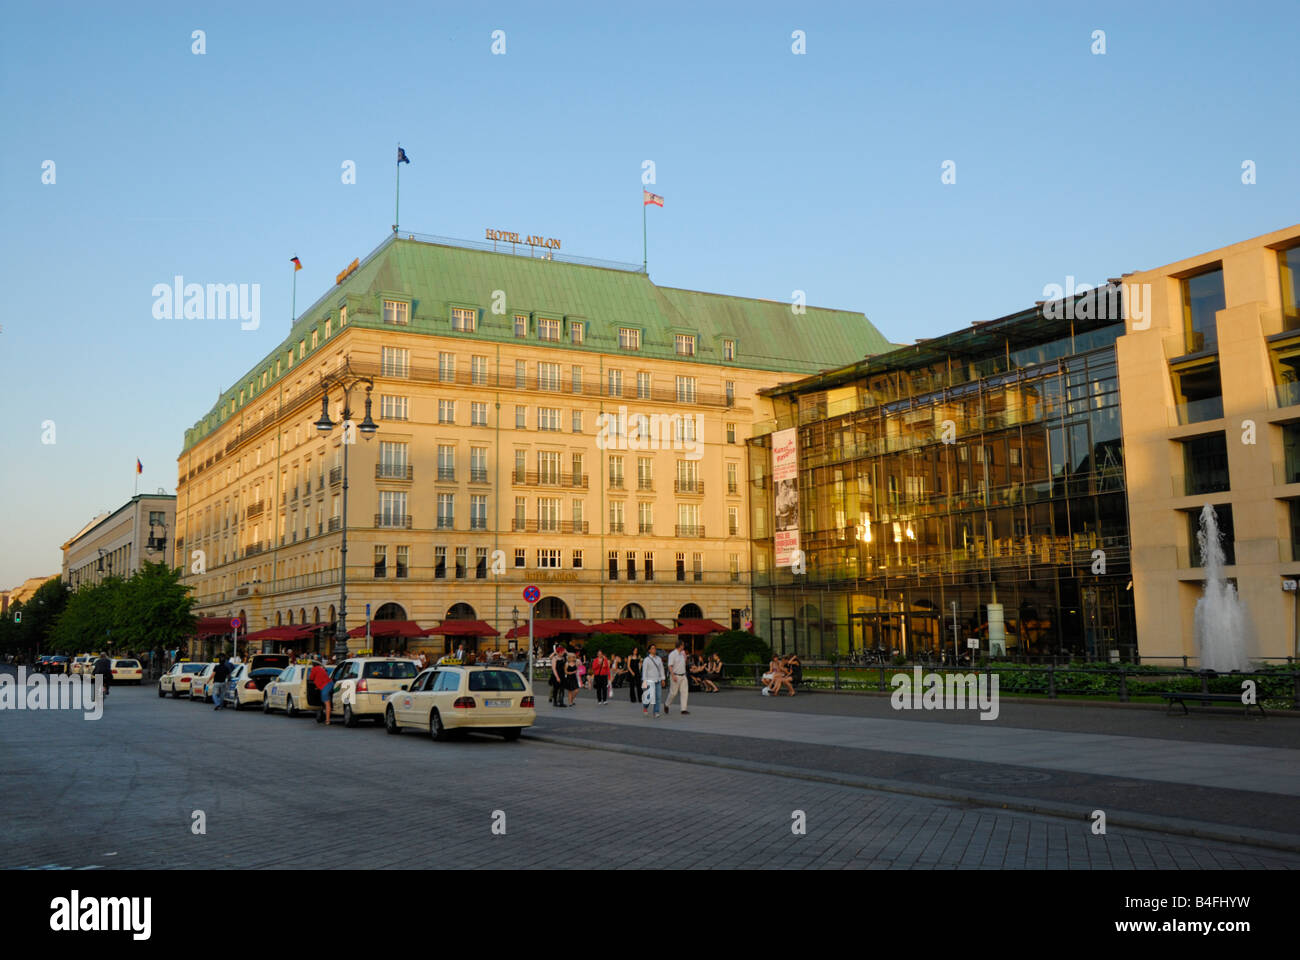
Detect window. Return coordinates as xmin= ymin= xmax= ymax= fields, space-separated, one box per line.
xmin=675 ymin=552 xmax=686 ymax=581
xmin=470 ymin=447 xmax=488 ymax=483
xmin=608 ymin=369 xmax=623 ymax=397
xmin=572 ymin=549 xmax=584 ymax=568
xmin=339 ymin=306 xmax=347 ymax=326
xmin=726 ymin=422 xmax=736 ymax=444
xmin=451 ymin=306 xmax=476 ymax=332
xmin=729 ymin=553 xmax=740 ymax=582
xmin=676 ymin=459 xmax=699 ymax=492
xmin=380 ymin=395 xmax=408 ymax=421
xmin=644 ymin=552 xmax=654 ymax=581
xmin=471 ymin=401 xmax=488 ymax=426
xmin=538 ymin=407 xmax=560 ymax=431
xmin=678 ymin=503 xmax=701 ymax=536
xmin=514 ymin=452 xmax=526 ymax=483
xmin=638 ymin=501 xmax=653 ymax=534
xmin=1171 ymin=358 xmax=1223 ymax=425
xmin=298 ymin=340 xmax=305 ymax=359
xmin=515 ymin=547 xmax=526 ymax=568
xmin=381 ymin=347 xmax=409 ymax=378
xmin=515 ymin=405 xmax=526 ymax=429
xmin=1181 ymin=267 xmax=1225 ymax=353
xmin=610 ymin=500 xmax=625 ymax=533
xmin=437 ymin=493 xmax=455 ymax=529
xmin=475 ymin=546 xmax=488 ymax=579
xmin=466 ymin=494 xmax=486 ymax=530
xmin=374 ymin=545 xmax=387 ymax=578
xmin=379 ymin=441 xmax=408 ymax=479
xmin=571 ymin=410 xmax=582 ymax=433
xmin=538 ymin=450 xmax=561 ymax=484
xmin=1282 ymin=245 xmax=1300 ymax=328
xmin=608 ymin=550 xmax=619 ymax=580
xmin=515 ymin=360 xmax=527 ymax=389
xmin=638 ymin=456 xmax=653 ymax=490
xmin=619 ymin=327 xmax=641 ymax=350
xmin=383 ymin=299 xmax=409 ymax=326
xmin=572 ymin=499 xmax=584 ymax=528
xmin=572 ymin=453 xmax=585 ymax=484
xmin=396 ymin=545 xmax=409 ymax=579
xmin=571 ymin=365 xmax=583 ymax=394
xmin=471 ymin=355 xmax=488 ymax=385
xmin=728 ymin=506 xmax=739 ymax=536
xmin=438 ymin=399 xmax=455 ymax=424
xmin=626 ymin=551 xmax=637 ymax=580
xmin=538 ymin=497 xmax=560 ymax=532
xmin=635 ymin=371 xmax=651 ymax=399
xmin=727 ymin=462 xmax=738 ymax=494
xmin=723 ymin=339 xmax=735 ymax=361
xmin=675 ymin=334 xmax=696 ymax=356
xmin=538 ymin=318 xmax=560 ymax=341
xmin=675 ymin=376 xmax=696 ymax=403
xmin=609 ymin=455 xmax=624 ymax=488
xmin=513 ymin=314 xmax=528 ymax=337
xmin=437 ymin=444 xmax=455 ymax=481
xmin=536 ymin=547 xmax=560 ymax=569
xmin=514 ymin=496 xmax=526 ymax=528
xmin=438 ymin=352 xmax=456 ymax=382
xmin=1182 ymin=434 xmax=1230 ymax=495
xmin=725 ymin=380 xmax=735 ymax=405
xmin=538 ymin=361 xmax=561 ymax=391
xmin=455 ymin=546 xmax=467 ymax=579
xmin=379 ymin=490 xmax=407 ymax=526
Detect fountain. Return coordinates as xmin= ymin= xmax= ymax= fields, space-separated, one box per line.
xmin=1193 ymin=503 xmax=1252 ymax=672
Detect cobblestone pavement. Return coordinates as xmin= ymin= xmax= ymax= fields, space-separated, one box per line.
xmin=1 ymin=677 xmax=1296 ymax=869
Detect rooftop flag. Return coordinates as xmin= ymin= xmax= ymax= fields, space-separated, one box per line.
xmin=136 ymin=458 xmax=143 ymax=474
xmin=643 ymin=190 xmax=663 ymax=207
xmin=397 ymin=147 xmax=411 ymax=164
xmin=290 ymin=256 xmax=302 ymax=271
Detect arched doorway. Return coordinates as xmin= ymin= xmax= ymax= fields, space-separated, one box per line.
xmin=536 ymin=596 xmax=570 ymax=619
xmin=313 ymin=607 xmax=320 ymax=623
xmin=446 ymin=602 xmax=476 ymax=620
xmin=374 ymin=602 xmax=406 ymax=621
xmin=276 ymin=611 xmax=282 ymax=626
xmin=678 ymin=603 xmax=703 ymax=620
xmin=620 ymin=602 xmax=646 ymax=619
xmin=299 ymin=608 xmax=306 ymax=625
xmin=287 ymin=610 xmax=294 ymax=625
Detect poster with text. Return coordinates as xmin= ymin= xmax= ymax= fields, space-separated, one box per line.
xmin=772 ymin=428 xmax=800 ymax=567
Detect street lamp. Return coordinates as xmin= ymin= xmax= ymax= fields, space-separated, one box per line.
xmin=314 ymin=358 xmax=378 ymax=662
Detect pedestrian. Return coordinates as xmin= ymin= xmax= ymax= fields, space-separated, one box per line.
xmin=641 ymin=643 xmax=666 ymax=717
xmin=211 ymin=654 xmax=233 ymax=710
xmin=565 ymin=652 xmax=580 ymax=706
xmin=310 ymin=660 xmax=334 ymax=725
xmin=591 ymin=649 xmax=610 ymax=704
xmin=664 ymin=639 xmax=690 ymax=715
xmin=626 ymin=646 xmax=642 ymax=703
xmin=550 ymin=644 xmax=566 ymax=706
xmin=610 ymin=653 xmax=624 ymax=689
xmin=90 ymin=651 xmax=113 ymax=706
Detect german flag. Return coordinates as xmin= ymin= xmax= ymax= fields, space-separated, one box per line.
xmin=291 ymin=257 xmax=302 ymax=271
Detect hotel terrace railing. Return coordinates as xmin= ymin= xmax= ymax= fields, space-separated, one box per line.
xmin=376 ymin=463 xmax=415 ymax=480
xmin=511 ymin=471 xmax=589 ymax=488
xmin=510 ymin=519 xmax=590 ymax=534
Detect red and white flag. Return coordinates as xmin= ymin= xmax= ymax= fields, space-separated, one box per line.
xmin=643 ymin=190 xmax=664 ymax=207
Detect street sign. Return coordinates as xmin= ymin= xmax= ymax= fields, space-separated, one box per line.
xmin=230 ymin=618 xmax=241 ymax=630
xmin=966 ymin=638 xmax=979 ymax=649
xmin=523 ymin=585 xmax=540 ymax=605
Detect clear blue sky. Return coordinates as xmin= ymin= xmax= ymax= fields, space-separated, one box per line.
xmin=1 ymin=0 xmax=1296 ymax=587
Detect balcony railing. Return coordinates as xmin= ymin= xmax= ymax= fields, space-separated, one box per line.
xmin=727 ymin=482 xmax=738 ymax=495
xmin=609 ymin=478 xmax=625 ymax=490
xmin=376 ymin=463 xmax=414 ymax=481
xmin=609 ymin=522 xmax=626 ymax=534
xmin=470 ymin=517 xmax=487 ymax=530
xmin=674 ymin=479 xmax=705 ymax=494
xmin=470 ymin=469 xmax=489 ymax=484
xmin=639 ymin=523 xmax=654 ymax=534
xmin=328 ymin=517 xmax=342 ymax=532
xmin=638 ymin=480 xmax=654 ymax=491
xmin=329 ymin=466 xmax=343 ymax=486
xmin=243 ymin=541 xmax=269 ymax=557
xmin=437 ymin=468 xmax=456 ymax=482
xmin=1277 ymin=380 xmax=1300 ymax=409
xmin=436 ymin=517 xmax=455 ymax=530
xmin=245 ymin=500 xmax=265 ymax=520
xmin=375 ymin=514 xmax=413 ymax=529
xmin=511 ymin=519 xmax=590 ymax=534
xmin=317 ymin=477 xmax=325 ymax=491
xmin=675 ymin=524 xmax=706 ymax=538
xmin=511 ymin=471 xmax=588 ymax=487
xmin=1171 ymin=396 xmax=1224 ymax=426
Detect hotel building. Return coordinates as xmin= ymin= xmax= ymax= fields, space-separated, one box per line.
xmin=175 ymin=233 xmax=889 ymax=654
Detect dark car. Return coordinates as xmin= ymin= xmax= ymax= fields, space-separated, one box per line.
xmin=44 ymin=656 xmax=69 ymax=675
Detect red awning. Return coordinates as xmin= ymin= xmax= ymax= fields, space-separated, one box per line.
xmin=420 ymin=619 xmax=500 ymax=638
xmin=504 ymin=619 xmax=596 ymax=640
xmin=347 ymin=620 xmax=426 ymax=639
xmin=245 ymin=625 xmax=317 ymax=642
xmin=667 ymin=619 xmax=730 ymax=635
xmin=195 ymin=617 xmax=234 ymax=639
xmin=590 ymin=619 xmax=670 ymax=635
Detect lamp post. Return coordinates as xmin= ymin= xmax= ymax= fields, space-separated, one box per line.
xmin=314 ymin=359 xmax=378 ymax=663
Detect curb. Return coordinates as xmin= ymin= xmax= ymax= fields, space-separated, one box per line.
xmin=524 ymin=729 xmax=1300 ymax=855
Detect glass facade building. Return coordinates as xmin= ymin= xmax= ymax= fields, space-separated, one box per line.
xmin=748 ymin=299 xmax=1137 ymax=662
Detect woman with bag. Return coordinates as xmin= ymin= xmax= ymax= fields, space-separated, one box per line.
xmin=626 ymin=647 xmax=642 ymax=703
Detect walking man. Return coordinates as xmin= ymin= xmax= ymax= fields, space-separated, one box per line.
xmin=664 ymin=640 xmax=690 ymax=715
xmin=641 ymin=643 xmax=666 ymax=718
xmin=211 ymin=654 xmax=232 ymax=709
xmin=90 ymin=651 xmax=113 ymax=706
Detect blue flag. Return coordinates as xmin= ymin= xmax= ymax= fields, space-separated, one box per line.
xmin=397 ymin=147 xmax=410 ymax=164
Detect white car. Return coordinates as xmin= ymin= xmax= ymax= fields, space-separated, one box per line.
xmin=71 ymin=655 xmax=94 ymax=676
xmin=159 ymin=662 xmax=208 ymax=698
xmin=220 ymin=663 xmax=283 ymax=710
xmin=188 ymin=664 xmax=218 ymax=701
xmin=263 ymin=663 xmax=325 ymax=717
xmin=110 ymin=658 xmax=143 ymax=684
xmin=383 ymin=665 xmax=535 ymax=741
xmin=316 ymin=657 xmax=420 ymax=727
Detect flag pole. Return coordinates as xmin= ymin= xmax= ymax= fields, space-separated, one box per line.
xmin=642 ymin=198 xmax=647 ymax=272
xmin=395 ymin=144 xmax=401 ymax=234
xmin=292 ymin=264 xmax=297 ymax=325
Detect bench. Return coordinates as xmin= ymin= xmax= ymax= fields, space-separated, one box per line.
xmin=1159 ymin=692 xmax=1265 ymax=717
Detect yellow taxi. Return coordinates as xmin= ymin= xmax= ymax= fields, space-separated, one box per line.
xmin=159 ymin=661 xmax=208 ymax=698
xmin=383 ymin=664 xmax=535 ymax=741
xmin=110 ymin=658 xmax=143 ymax=684
xmin=221 ymin=654 xmax=292 ymax=710
xmin=263 ymin=661 xmax=327 ymax=717
xmin=71 ymin=655 xmax=95 ymax=676
xmin=316 ymin=656 xmax=420 ymax=728
xmin=188 ymin=663 xmax=218 ymax=702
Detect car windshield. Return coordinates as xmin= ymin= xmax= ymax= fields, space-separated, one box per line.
xmin=468 ymin=670 xmax=527 ymax=692
xmin=115 ymin=660 xmax=139 ymax=667
xmin=362 ymin=661 xmax=419 ymax=679
xmin=251 ymin=655 xmax=290 ymax=670
xmin=181 ymin=664 xmax=206 ymax=673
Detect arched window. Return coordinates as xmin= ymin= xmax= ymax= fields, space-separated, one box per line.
xmin=678 ymin=603 xmax=703 ymax=620
xmin=446 ymin=602 xmax=476 ymax=620
xmin=620 ymin=602 xmax=646 ymax=619
xmin=313 ymin=607 xmax=320 ymax=624
xmin=276 ymin=611 xmax=282 ymax=626
xmin=375 ymin=602 xmax=406 ymax=621
xmin=536 ymin=596 xmax=570 ymax=619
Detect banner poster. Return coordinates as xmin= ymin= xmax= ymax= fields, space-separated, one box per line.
xmin=772 ymin=428 xmax=800 ymax=567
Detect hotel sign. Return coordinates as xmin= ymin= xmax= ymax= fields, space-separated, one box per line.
xmin=485 ymin=229 xmax=562 ymax=250
xmin=335 ymin=258 xmax=359 ymax=285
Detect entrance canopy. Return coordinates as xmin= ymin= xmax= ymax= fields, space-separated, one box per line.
xmin=504 ymin=619 xmax=594 ymax=640
xmin=347 ymin=620 xmax=426 ymax=640
xmin=590 ymin=619 xmax=670 ymax=636
xmin=421 ymin=619 xmax=499 ymax=638
xmin=666 ymin=619 xmax=729 ymax=635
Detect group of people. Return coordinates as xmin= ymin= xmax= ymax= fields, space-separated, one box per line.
xmin=545 ymin=641 xmax=726 ymax=714
xmin=761 ymin=653 xmax=801 ymax=696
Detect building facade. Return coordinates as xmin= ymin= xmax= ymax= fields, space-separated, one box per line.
xmin=1117 ymin=224 xmax=1300 ymax=662
xmin=175 ymin=233 xmax=890 ymax=653
xmin=748 ymin=298 xmax=1135 ymax=661
xmin=62 ymin=495 xmax=176 ymax=590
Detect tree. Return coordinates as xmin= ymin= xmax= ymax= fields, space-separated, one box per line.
xmin=114 ymin=561 xmax=196 ymax=655
xmin=12 ymin=577 xmax=68 ymax=655
xmin=51 ymin=577 xmax=124 ymax=654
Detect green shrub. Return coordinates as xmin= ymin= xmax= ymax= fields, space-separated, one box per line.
xmin=704 ymin=630 xmax=771 ymax=664
xmin=579 ymin=633 xmax=638 ymax=659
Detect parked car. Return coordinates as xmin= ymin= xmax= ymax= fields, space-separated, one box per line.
xmin=221 ymin=663 xmax=284 ymax=710
xmin=188 ymin=663 xmax=218 ymax=702
xmin=317 ymin=657 xmax=420 ymax=727
xmin=71 ymin=655 xmax=94 ymax=676
xmin=159 ymin=662 xmax=208 ymax=698
xmin=110 ymin=658 xmax=143 ymax=685
xmin=384 ymin=665 xmax=534 ymax=741
xmin=263 ymin=663 xmax=324 ymax=717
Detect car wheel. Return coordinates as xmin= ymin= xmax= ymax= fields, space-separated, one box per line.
xmin=233 ymin=697 xmax=243 ymax=711
xmin=385 ymin=706 xmax=401 ymax=734
xmin=171 ymin=689 xmax=180 ymax=699
xmin=285 ymin=696 xmax=296 ymax=718
xmin=501 ymin=727 xmax=522 ymax=742
xmin=157 ymin=685 xmax=165 ymax=698
xmin=262 ymin=696 xmax=271 ymax=714
xmin=343 ymin=704 xmax=358 ymax=728
xmin=430 ymin=709 xmax=449 ymax=741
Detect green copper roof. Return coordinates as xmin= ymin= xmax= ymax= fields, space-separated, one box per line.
xmin=183 ymin=234 xmax=889 ymax=451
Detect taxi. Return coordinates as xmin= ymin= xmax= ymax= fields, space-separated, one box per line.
xmin=222 ymin=661 xmax=288 ymax=710
xmin=110 ymin=658 xmax=143 ymax=684
xmin=159 ymin=661 xmax=208 ymax=698
xmin=71 ymin=655 xmax=95 ymax=676
xmin=263 ymin=661 xmax=327 ymax=717
xmin=188 ymin=663 xmax=218 ymax=702
xmin=317 ymin=656 xmax=420 ymax=728
xmin=383 ymin=664 xmax=534 ymax=741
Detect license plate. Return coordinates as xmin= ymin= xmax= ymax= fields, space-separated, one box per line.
xmin=381 ymin=692 xmax=393 ymax=700
xmin=485 ymin=699 xmax=511 ymax=708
